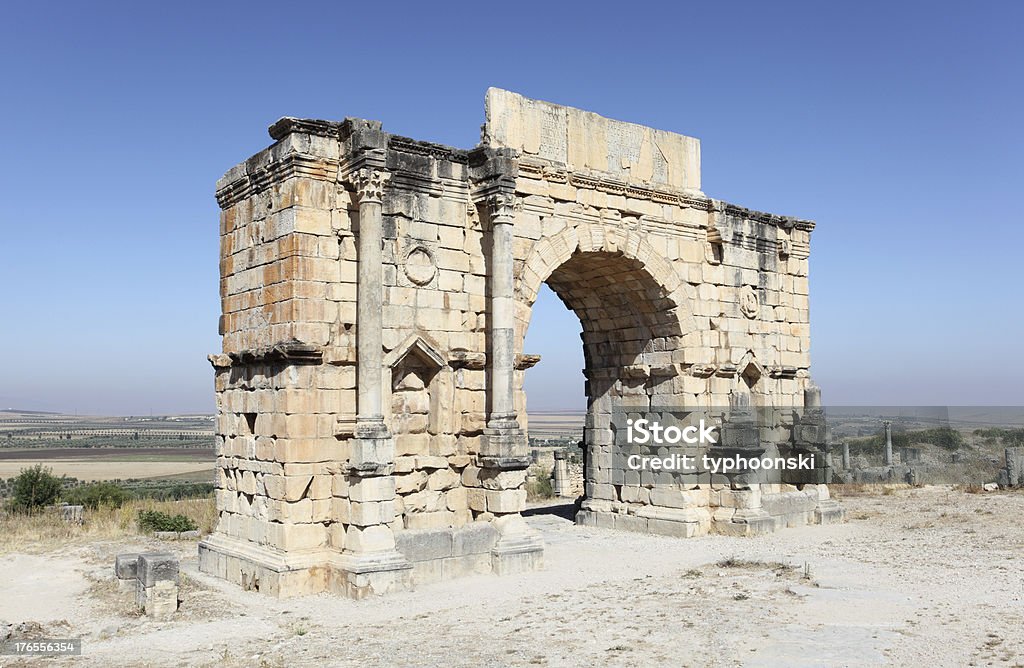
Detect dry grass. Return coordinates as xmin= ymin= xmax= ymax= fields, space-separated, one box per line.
xmin=830 ymin=483 xmax=911 ymax=498
xmin=0 ymin=497 xmax=216 ymax=554
xmin=715 ymin=556 xmax=795 ymax=571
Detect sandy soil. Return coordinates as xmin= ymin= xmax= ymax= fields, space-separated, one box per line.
xmin=0 ymin=461 xmax=214 ymax=481
xmin=1 ymin=487 xmax=1023 ymax=668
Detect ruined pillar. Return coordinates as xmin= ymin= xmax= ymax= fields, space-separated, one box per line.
xmin=883 ymin=420 xmax=893 ymax=466
xmin=805 ymin=384 xmax=822 ymax=410
xmin=1005 ymin=447 xmax=1024 ymax=487
xmin=350 ymin=166 xmax=391 ymax=450
xmin=335 ymin=164 xmax=410 ymax=597
xmin=487 ymin=192 xmax=518 ymax=426
xmin=841 ymin=442 xmax=851 ymax=470
xmin=553 ymin=450 xmax=571 ymax=498
xmin=480 ymin=191 xmax=529 ymax=468
xmin=464 ymin=148 xmax=542 ymax=573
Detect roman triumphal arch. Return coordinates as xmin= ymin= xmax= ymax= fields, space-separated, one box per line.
xmin=200 ymin=89 xmax=843 ymax=598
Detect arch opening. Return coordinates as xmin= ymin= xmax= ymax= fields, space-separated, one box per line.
xmin=519 ymin=250 xmax=687 ymax=513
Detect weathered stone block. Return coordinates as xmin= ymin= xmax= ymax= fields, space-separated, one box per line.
xmin=137 ymin=553 xmax=179 ymax=587
xmin=345 ymin=524 xmax=395 ymax=552
xmin=115 ymin=553 xmax=139 ymax=580
xmin=452 ymin=522 xmax=499 ymax=556
xmin=349 ymin=477 xmax=396 ymax=503
xmin=406 ymin=511 xmax=455 ymax=530
xmin=395 ymin=528 xmax=454 ymax=562
xmin=349 ymin=500 xmax=396 ymax=526
xmin=485 ymin=489 xmax=526 ymax=514
xmin=136 ymin=579 xmax=178 ymax=619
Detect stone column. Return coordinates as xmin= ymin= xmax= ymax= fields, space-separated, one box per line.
xmin=841 ymin=442 xmax=851 ymax=470
xmin=883 ymin=420 xmax=893 ymax=466
xmin=335 ymin=166 xmax=410 ymax=598
xmin=480 ymin=192 xmax=528 ymax=469
xmin=553 ymin=450 xmax=570 ymax=498
xmin=475 ymin=191 xmax=542 ymax=574
xmin=1007 ymin=447 xmax=1024 ymax=487
xmin=351 ymin=166 xmax=390 ymax=442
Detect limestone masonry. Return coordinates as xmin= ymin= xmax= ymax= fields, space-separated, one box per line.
xmin=200 ymin=89 xmax=842 ymax=598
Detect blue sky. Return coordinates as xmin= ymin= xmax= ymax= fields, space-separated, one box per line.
xmin=1 ymin=1 xmax=1021 ymax=414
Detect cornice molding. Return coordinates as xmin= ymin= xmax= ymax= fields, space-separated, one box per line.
xmin=216 ymin=154 xmax=339 ymax=209
xmin=517 ymin=160 xmax=815 ymax=232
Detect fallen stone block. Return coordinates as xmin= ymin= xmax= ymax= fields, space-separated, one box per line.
xmin=115 ymin=553 xmax=140 ymax=580
xmin=137 ymin=552 xmax=179 ymax=587
xmin=135 ymin=552 xmax=180 ymax=619
xmin=60 ymin=504 xmax=84 ymax=524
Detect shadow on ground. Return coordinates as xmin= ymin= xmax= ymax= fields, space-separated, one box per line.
xmin=522 ymin=502 xmax=577 ymax=521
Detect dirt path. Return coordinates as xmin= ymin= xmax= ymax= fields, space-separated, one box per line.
xmin=1 ymin=487 xmax=1022 ymax=667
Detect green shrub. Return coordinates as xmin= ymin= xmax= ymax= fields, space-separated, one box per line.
xmin=11 ymin=464 xmax=64 ymax=511
xmin=63 ymin=482 xmax=130 ymax=509
xmin=137 ymin=509 xmax=198 ymax=533
xmin=849 ymin=425 xmax=966 ymax=454
xmin=526 ymin=471 xmax=554 ymax=500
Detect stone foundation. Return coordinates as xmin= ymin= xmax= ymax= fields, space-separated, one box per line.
xmin=200 ymin=518 xmax=541 ymax=597
xmin=578 ymin=483 xmax=844 ymax=538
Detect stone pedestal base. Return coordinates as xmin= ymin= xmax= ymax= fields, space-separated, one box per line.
xmin=328 ymin=551 xmax=412 ymax=599
xmin=577 ymin=506 xmax=713 ymax=538
xmin=350 ymin=427 xmax=396 ymax=475
xmin=131 ymin=552 xmax=180 ymax=618
xmin=397 ymin=523 xmax=499 ymax=585
xmin=713 ymin=508 xmax=777 ymax=536
xmin=480 ymin=426 xmax=530 ymax=470
xmin=490 ymin=515 xmax=544 ymax=575
xmin=198 ymin=534 xmax=331 ymax=597
xmin=200 ymin=535 xmax=414 ymax=599
xmin=136 ymin=580 xmax=178 ymax=619
xmin=576 ymin=492 xmax=845 ymax=539
xmin=814 ymin=499 xmax=845 ymax=524
xmin=200 ymin=519 xmax=544 ymax=597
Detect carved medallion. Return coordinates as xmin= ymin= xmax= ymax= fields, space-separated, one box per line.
xmin=739 ymin=286 xmax=759 ymax=319
xmin=404 ymin=246 xmax=436 ymax=285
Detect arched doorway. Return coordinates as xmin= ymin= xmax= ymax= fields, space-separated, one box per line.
xmin=516 ymin=235 xmax=691 ymax=519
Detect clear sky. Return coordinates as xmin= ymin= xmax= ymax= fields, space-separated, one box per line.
xmin=1 ymin=1 xmax=1021 ymax=415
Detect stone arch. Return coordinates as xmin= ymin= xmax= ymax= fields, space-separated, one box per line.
xmin=514 ymin=221 xmax=698 ymax=350
xmin=513 ymin=221 xmax=700 ymax=512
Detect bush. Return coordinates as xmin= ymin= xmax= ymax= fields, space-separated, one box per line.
xmin=137 ymin=509 xmax=198 ymax=533
xmin=63 ymin=482 xmax=130 ymax=509
xmin=526 ymin=471 xmax=554 ymax=500
xmin=849 ymin=425 xmax=966 ymax=454
xmin=11 ymin=464 xmax=64 ymax=511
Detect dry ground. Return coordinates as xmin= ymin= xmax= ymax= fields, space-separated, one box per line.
xmin=2 ymin=487 xmax=1023 ymax=667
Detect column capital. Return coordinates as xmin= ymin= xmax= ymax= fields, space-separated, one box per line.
xmin=347 ymin=167 xmax=391 ymax=204
xmin=485 ymin=191 xmax=521 ymax=222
